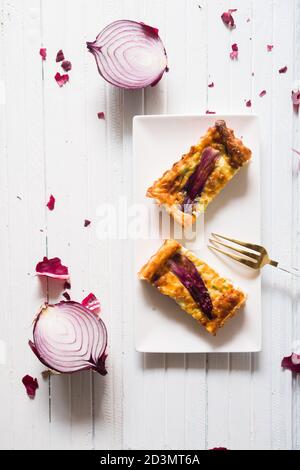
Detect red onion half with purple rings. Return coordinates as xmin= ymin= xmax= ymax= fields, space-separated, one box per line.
xmin=29 ymin=301 xmax=108 ymax=375
xmin=87 ymin=20 xmax=168 ymax=89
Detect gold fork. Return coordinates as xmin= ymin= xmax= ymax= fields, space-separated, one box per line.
xmin=208 ymin=233 xmax=300 ymax=277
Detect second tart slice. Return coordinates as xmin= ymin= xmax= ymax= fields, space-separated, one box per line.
xmin=139 ymin=240 xmax=246 ymax=335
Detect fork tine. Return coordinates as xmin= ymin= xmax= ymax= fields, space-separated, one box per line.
xmin=211 ymin=233 xmax=263 ymax=253
xmin=208 ymin=245 xmax=258 ymax=268
xmin=208 ymin=238 xmax=260 ymax=261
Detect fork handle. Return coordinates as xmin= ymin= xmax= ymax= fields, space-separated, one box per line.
xmin=269 ymin=260 xmax=300 ymax=277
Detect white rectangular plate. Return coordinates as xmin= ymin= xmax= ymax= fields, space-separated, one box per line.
xmin=133 ymin=115 xmax=261 ymax=353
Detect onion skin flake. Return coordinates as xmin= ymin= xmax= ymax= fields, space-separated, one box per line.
xmin=221 ymin=9 xmax=237 ymax=29
xmin=46 ymin=194 xmax=55 ymax=211
xmin=82 ymin=293 xmax=101 ymax=315
xmin=22 ymin=375 xmax=39 ymax=399
xmin=36 ymin=257 xmax=69 ymax=280
xmin=282 ymin=353 xmax=300 ymax=373
xmin=39 ymin=48 xmax=47 ymax=61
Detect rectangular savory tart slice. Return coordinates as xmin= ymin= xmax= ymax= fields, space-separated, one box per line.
xmin=146 ymin=120 xmax=252 ymax=227
xmin=139 ymin=239 xmax=246 ymax=335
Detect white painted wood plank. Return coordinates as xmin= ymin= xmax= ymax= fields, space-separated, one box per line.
xmin=22 ymin=0 xmax=52 ymax=449
xmin=228 ymin=354 xmax=251 ymax=449
xmin=251 ymin=0 xmax=274 ymax=450
xmin=91 ymin=0 xmax=125 ymax=450
xmin=0 ymin=0 xmax=50 ymax=450
xmin=40 ymin=0 xmax=72 ymax=449
xmin=206 ymin=0 xmax=231 ymax=450
xmin=207 ymin=356 xmax=230 ymax=449
xmin=122 ymin=89 xmax=145 ymax=451
xmin=41 ymin=0 xmax=93 ymax=449
xmin=84 ymin=0 xmax=117 ymax=451
xmin=293 ymin=0 xmax=300 ymax=452
xmin=140 ymin=0 xmax=167 ymax=450
xmin=163 ymin=0 xmax=189 ymax=450
xmin=183 ymin=0 xmax=208 ymax=450
xmin=0 ymin=0 xmax=13 ymax=450
xmin=205 ymin=0 xmax=231 ymax=116
xmin=227 ymin=1 xmax=253 ymax=450
xmin=270 ymin=0 xmax=294 ymax=450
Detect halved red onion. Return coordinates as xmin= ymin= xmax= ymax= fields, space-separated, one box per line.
xmin=29 ymin=302 xmax=107 ymax=375
xmin=87 ymin=20 xmax=168 ymax=89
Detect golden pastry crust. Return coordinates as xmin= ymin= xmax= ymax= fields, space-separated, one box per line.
xmin=147 ymin=120 xmax=252 ymax=227
xmin=139 ymin=240 xmax=246 ymax=335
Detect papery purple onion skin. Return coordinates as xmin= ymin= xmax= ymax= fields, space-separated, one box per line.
xmin=167 ymin=253 xmax=213 ymax=320
xmin=292 ymin=89 xmax=300 ymax=107
xmin=182 ymin=147 xmax=220 ymax=212
xmin=87 ymin=20 xmax=168 ymax=90
xmin=29 ymin=301 xmax=108 ymax=376
xmin=209 ymin=447 xmax=229 ymax=451
xmin=22 ymin=375 xmax=39 ymax=399
xmin=281 ymin=355 xmax=300 ymax=373
xmin=61 ymin=60 xmax=72 ymax=72
xmin=95 ymin=353 xmax=108 ymax=376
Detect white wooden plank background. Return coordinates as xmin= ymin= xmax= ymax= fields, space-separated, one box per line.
xmin=0 ymin=0 xmax=299 ymax=450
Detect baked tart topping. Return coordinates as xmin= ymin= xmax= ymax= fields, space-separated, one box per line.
xmin=167 ymin=253 xmax=213 ymax=320
xmin=182 ymin=146 xmax=220 ymax=213
xmin=215 ymin=119 xmax=251 ymax=169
